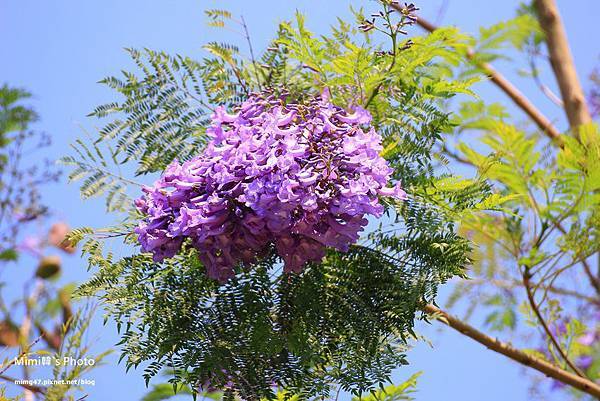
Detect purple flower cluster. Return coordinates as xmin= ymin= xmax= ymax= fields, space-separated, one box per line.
xmin=134 ymin=90 xmax=406 ymax=281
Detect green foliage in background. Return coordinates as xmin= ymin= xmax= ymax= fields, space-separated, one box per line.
xmin=432 ymin=5 xmax=600 ymax=398
xmin=0 ymin=85 xmax=107 ymax=401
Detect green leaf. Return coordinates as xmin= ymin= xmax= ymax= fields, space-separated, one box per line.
xmin=141 ymin=383 xmax=193 ymax=401
xmin=0 ymin=248 xmax=18 ymax=261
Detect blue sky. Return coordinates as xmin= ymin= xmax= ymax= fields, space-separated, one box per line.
xmin=2 ymin=0 xmax=599 ymax=400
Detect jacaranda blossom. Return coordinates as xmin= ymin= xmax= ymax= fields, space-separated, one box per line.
xmin=134 ymin=90 xmax=407 ymax=281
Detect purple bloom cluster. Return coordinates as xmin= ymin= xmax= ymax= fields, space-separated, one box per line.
xmin=134 ymin=90 xmax=406 ymax=281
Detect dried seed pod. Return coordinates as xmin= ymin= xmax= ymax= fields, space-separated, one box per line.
xmin=36 ymin=255 xmax=61 ymax=279
xmin=47 ymin=222 xmax=76 ymax=254
xmin=0 ymin=320 xmax=20 ymax=347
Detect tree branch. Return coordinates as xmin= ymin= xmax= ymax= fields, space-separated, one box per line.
xmin=533 ymin=0 xmax=591 ymax=129
xmin=396 ymin=9 xmax=563 ymax=143
xmin=0 ymin=374 xmax=45 ymax=394
xmin=423 ymin=304 xmax=600 ymax=398
xmin=440 ymin=144 xmax=476 ymax=167
xmin=522 ymin=270 xmax=587 ymax=377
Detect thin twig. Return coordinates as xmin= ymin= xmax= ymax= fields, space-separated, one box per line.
xmin=440 ymin=144 xmax=475 ymax=167
xmin=240 ymin=15 xmax=263 ymax=90
xmin=0 ymin=374 xmax=45 ymax=394
xmin=522 ymin=269 xmax=587 ymax=378
xmin=364 ymin=4 xmax=403 ymax=107
xmin=527 ymin=45 xmax=564 ymax=107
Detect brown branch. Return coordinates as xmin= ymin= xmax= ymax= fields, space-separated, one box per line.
xmin=423 ymin=304 xmax=600 ymax=398
xmin=581 ymin=260 xmax=600 ymax=296
xmin=34 ymin=322 xmax=61 ymax=351
xmin=440 ymin=144 xmax=476 ymax=167
xmin=0 ymin=374 xmax=45 ymax=394
xmin=396 ymin=9 xmax=563 ymax=143
xmin=522 ymin=270 xmax=587 ymax=377
xmin=533 ymin=0 xmax=591 ymax=129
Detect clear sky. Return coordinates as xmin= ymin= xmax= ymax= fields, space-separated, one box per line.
xmin=2 ymin=0 xmax=599 ymax=400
